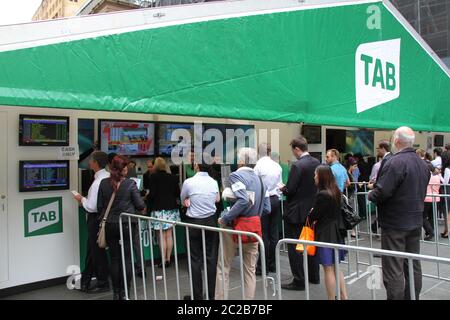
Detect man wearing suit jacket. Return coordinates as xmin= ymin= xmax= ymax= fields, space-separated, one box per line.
xmin=280 ymin=136 xmax=320 ymax=290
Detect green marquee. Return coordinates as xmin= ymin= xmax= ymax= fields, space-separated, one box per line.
xmin=0 ymin=0 xmax=449 ymax=131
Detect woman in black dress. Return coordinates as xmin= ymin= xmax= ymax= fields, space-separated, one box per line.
xmin=310 ymin=164 xmax=348 ymax=300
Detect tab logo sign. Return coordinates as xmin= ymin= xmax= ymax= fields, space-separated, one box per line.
xmin=24 ymin=197 xmax=63 ymax=237
xmin=355 ymin=38 xmax=401 ymax=113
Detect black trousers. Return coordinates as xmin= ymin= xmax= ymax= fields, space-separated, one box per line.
xmin=381 ymin=228 xmax=422 ymax=300
xmin=357 ymin=194 xmax=367 ymax=219
xmin=285 ymin=222 xmax=320 ymax=286
xmin=422 ymin=202 xmax=435 ymax=237
xmin=131 ymin=222 xmax=143 ymax=270
xmin=184 ymin=215 xmax=219 ymax=300
xmin=80 ymin=213 xmax=109 ymax=288
xmin=106 ymin=222 xmax=132 ymax=294
xmin=258 ymin=196 xmax=281 ymax=270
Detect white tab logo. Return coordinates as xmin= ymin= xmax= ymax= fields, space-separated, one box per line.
xmin=28 ymin=201 xmax=60 ymax=233
xmin=355 ymin=39 xmax=401 ymax=113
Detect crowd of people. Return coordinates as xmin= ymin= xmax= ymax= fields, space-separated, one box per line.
xmin=72 ymin=127 xmax=450 ymax=300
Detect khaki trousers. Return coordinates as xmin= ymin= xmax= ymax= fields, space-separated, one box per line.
xmin=215 ymin=227 xmax=259 ymax=300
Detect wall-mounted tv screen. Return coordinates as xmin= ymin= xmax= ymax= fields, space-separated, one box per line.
xmin=99 ymin=120 xmax=155 ymax=157
xmin=434 ymin=135 xmax=444 ymax=147
xmin=19 ymin=115 xmax=69 ymax=146
xmin=19 ymin=160 xmax=70 ymax=192
xmin=157 ymin=123 xmax=195 ymax=157
xmin=203 ymin=123 xmax=255 ymax=165
xmin=302 ymin=125 xmax=322 ymax=144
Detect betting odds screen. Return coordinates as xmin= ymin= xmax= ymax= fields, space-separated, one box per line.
xmin=19 ymin=115 xmax=69 ymax=146
xmin=19 ymin=161 xmax=70 ymax=192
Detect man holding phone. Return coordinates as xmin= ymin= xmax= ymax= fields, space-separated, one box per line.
xmin=72 ymin=151 xmax=111 ymax=293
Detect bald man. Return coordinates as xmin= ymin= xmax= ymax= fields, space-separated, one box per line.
xmin=369 ymin=126 xmax=430 ymax=300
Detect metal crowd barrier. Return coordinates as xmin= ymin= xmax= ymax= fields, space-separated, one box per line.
xmin=275 ymin=238 xmax=450 ymax=300
xmin=118 ymin=213 xmax=271 ymax=300
xmin=276 ymin=182 xmax=450 ymax=289
xmin=345 ymin=185 xmax=450 ymax=284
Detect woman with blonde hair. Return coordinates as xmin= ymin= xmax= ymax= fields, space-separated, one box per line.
xmin=148 ymin=157 xmax=181 ymax=267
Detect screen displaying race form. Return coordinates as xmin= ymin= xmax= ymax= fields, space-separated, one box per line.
xmin=99 ymin=120 xmax=155 ymax=157
xmin=157 ymin=123 xmax=194 ymax=157
xmin=19 ymin=161 xmax=69 ymax=192
xmin=19 ymin=115 xmax=69 ymax=146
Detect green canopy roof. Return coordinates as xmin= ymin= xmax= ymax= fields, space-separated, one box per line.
xmin=0 ymin=0 xmax=449 ymax=131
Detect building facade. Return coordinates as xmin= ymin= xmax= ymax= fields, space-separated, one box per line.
xmin=32 ymin=0 xmax=91 ymax=21
xmin=390 ymin=0 xmax=450 ymax=67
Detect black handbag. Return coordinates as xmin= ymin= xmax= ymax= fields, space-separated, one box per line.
xmin=341 ymin=194 xmax=363 ymax=230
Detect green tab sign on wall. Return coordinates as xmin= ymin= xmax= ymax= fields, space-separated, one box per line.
xmin=24 ymin=197 xmax=63 ymax=237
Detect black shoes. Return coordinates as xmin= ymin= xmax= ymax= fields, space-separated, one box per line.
xmin=424 ymin=235 xmax=435 ymax=241
xmin=76 ymin=284 xmax=89 ymax=293
xmin=135 ymin=268 xmax=146 ymax=278
xmin=87 ymin=284 xmax=110 ymax=294
xmin=113 ymin=290 xmax=127 ymax=300
xmin=281 ymin=282 xmax=305 ymax=291
xmin=158 ymin=261 xmax=171 ymax=268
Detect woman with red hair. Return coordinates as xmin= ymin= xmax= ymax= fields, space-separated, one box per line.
xmin=97 ymin=155 xmax=146 ymax=300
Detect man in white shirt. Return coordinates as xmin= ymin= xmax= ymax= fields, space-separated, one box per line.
xmin=254 ymin=143 xmax=282 ymax=274
xmin=180 ymin=156 xmax=220 ymax=300
xmin=432 ymin=148 xmax=443 ymax=170
xmin=73 ymin=151 xmax=110 ymax=293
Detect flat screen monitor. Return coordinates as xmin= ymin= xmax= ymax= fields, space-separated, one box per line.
xmin=434 ymin=135 xmax=444 ymax=147
xmin=99 ymin=120 xmax=155 ymax=157
xmin=202 ymin=123 xmax=255 ymax=164
xmin=302 ymin=125 xmax=322 ymax=144
xmin=157 ymin=123 xmax=195 ymax=157
xmin=19 ymin=115 xmax=69 ymax=146
xmin=19 ymin=160 xmax=70 ymax=192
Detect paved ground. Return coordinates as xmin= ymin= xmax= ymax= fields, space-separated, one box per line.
xmin=3 ymin=217 xmax=450 ymax=300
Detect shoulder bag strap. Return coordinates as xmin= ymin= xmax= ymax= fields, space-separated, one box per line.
xmin=101 ymin=181 xmax=121 ymax=223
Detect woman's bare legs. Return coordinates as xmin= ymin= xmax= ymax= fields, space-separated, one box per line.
xmin=164 ymin=228 xmax=174 ymax=263
xmin=323 ymin=265 xmax=348 ymax=300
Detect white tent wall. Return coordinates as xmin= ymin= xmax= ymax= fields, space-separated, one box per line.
xmin=0 ymin=105 xmax=80 ymax=290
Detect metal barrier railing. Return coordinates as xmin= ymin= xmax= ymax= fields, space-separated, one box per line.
xmin=345 ymin=191 xmax=450 ymax=284
xmin=275 ymin=238 xmax=450 ymax=300
xmin=118 ymin=213 xmax=271 ymax=300
xmin=276 ymin=181 xmax=450 ymax=282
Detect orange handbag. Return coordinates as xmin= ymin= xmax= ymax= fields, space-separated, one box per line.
xmin=296 ymin=217 xmax=316 ymax=256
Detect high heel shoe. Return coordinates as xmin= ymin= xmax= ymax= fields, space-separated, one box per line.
xmin=441 ymin=232 xmax=448 ymax=238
